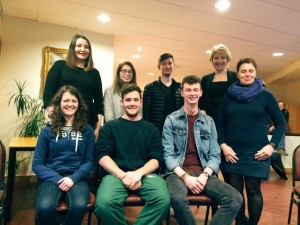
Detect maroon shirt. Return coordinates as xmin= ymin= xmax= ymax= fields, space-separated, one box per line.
xmin=182 ymin=114 xmax=203 ymax=172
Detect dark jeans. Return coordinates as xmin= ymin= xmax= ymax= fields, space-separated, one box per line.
xmin=166 ymin=172 xmax=242 ymax=225
xmin=36 ymin=181 xmax=89 ymax=225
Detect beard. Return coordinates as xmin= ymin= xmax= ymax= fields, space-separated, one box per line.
xmin=124 ymin=108 xmax=140 ymax=118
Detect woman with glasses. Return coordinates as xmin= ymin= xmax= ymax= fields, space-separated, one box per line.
xmin=43 ymin=34 xmax=103 ymax=141
xmin=104 ymin=61 xmax=137 ymax=122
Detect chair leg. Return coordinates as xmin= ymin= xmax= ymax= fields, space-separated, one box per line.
xmin=211 ymin=205 xmax=218 ymax=216
xmin=166 ymin=207 xmax=170 ymax=225
xmin=288 ymin=193 xmax=294 ymax=224
xmin=204 ymin=205 xmax=210 ymax=225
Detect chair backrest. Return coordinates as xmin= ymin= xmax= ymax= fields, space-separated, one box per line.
xmin=0 ymin=140 xmax=6 ymax=191
xmin=292 ymin=144 xmax=300 ymax=186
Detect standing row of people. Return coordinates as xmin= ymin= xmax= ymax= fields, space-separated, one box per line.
xmin=33 ymin=33 xmax=286 ymax=225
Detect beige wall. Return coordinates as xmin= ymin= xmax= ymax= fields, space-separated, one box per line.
xmin=0 ymin=16 xmax=114 ymax=175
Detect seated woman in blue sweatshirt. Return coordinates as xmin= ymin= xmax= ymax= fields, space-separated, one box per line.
xmin=32 ymin=85 xmax=94 ymax=225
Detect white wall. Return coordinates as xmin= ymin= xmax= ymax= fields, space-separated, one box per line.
xmin=0 ymin=16 xmax=114 ymax=175
xmin=268 ymin=135 xmax=300 ymax=169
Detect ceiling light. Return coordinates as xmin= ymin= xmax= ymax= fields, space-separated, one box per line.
xmin=97 ymin=14 xmax=111 ymax=23
xmin=119 ymin=58 xmax=124 ymax=63
xmin=137 ymin=47 xmax=142 ymax=51
xmin=215 ymin=0 xmax=231 ymax=12
xmin=206 ymin=50 xmax=212 ymax=54
xmin=273 ymin=52 xmax=284 ymax=57
xmin=147 ymin=72 xmax=154 ymax=76
xmin=132 ymin=54 xmax=141 ymax=58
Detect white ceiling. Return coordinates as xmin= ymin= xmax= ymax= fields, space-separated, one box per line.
xmin=1 ymin=0 xmax=300 ymax=86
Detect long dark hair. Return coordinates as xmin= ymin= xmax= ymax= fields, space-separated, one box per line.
xmin=65 ymin=34 xmax=94 ymax=71
xmin=50 ymin=85 xmax=87 ymax=133
xmin=113 ymin=61 xmax=137 ymax=95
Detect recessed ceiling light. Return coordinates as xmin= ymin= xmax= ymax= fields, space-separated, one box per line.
xmin=215 ymin=0 xmax=231 ymax=12
xmin=97 ymin=14 xmax=111 ymax=23
xmin=119 ymin=58 xmax=124 ymax=63
xmin=132 ymin=54 xmax=141 ymax=58
xmin=206 ymin=50 xmax=212 ymax=54
xmin=137 ymin=47 xmax=142 ymax=51
xmin=148 ymin=72 xmax=154 ymax=76
xmin=273 ymin=52 xmax=284 ymax=57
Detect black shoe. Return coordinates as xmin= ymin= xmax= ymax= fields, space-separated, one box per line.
xmin=244 ymin=216 xmax=249 ymax=225
xmin=280 ymin=175 xmax=288 ymax=180
xmin=276 ymin=148 xmax=289 ymax=156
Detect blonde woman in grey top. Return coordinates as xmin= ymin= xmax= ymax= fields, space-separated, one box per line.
xmin=104 ymin=61 xmax=137 ymax=122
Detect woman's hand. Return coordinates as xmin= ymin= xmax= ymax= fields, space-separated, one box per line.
xmin=46 ymin=106 xmax=54 ymax=117
xmin=94 ymin=126 xmax=100 ymax=141
xmin=254 ymin=144 xmax=273 ymax=161
xmin=221 ymin=143 xmax=239 ymax=163
xmin=58 ymin=177 xmax=74 ymax=192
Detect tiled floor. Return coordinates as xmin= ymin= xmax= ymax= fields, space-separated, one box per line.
xmin=6 ymin=171 xmax=298 ymax=225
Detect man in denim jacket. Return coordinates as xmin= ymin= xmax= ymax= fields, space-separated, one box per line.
xmin=162 ymin=75 xmax=242 ymax=225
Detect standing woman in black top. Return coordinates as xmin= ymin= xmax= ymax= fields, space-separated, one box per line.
xmin=43 ymin=34 xmax=104 ymax=140
xmin=199 ymin=44 xmax=237 ymax=121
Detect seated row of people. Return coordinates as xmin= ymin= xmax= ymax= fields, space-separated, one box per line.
xmin=33 ymin=78 xmax=243 ymax=225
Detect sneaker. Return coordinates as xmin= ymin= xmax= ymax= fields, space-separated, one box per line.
xmin=276 ymin=148 xmax=289 ymax=156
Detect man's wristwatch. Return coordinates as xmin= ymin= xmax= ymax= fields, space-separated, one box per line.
xmin=202 ymin=171 xmax=210 ymax=178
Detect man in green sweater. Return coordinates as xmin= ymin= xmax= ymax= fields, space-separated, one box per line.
xmin=94 ymin=84 xmax=170 ymax=225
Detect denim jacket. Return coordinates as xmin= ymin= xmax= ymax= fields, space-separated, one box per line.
xmin=162 ymin=107 xmax=221 ymax=175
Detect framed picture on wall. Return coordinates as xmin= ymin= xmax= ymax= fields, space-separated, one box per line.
xmin=42 ymin=46 xmax=68 ymax=87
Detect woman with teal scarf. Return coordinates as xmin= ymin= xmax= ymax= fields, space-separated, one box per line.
xmin=217 ymin=58 xmax=286 ymax=225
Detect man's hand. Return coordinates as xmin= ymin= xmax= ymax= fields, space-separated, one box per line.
xmin=184 ymin=175 xmax=205 ymax=194
xmin=122 ymin=171 xmax=143 ymax=190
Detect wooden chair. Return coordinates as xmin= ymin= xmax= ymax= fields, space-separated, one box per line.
xmin=0 ymin=140 xmax=6 ymax=225
xmin=288 ymin=144 xmax=300 ymax=225
xmin=166 ymin=193 xmax=218 ymax=225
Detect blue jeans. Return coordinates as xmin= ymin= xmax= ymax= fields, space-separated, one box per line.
xmin=36 ymin=181 xmax=89 ymax=225
xmin=166 ymin=172 xmax=242 ymax=225
xmin=95 ymin=174 xmax=170 ymax=225
xmin=278 ymin=133 xmax=285 ymax=149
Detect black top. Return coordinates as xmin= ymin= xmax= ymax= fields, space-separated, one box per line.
xmin=217 ymin=90 xmax=286 ymax=178
xmin=199 ymin=71 xmax=237 ymax=121
xmin=95 ymin=118 xmax=164 ymax=175
xmin=43 ymin=60 xmax=104 ymax=127
xmin=143 ymin=77 xmax=181 ymax=133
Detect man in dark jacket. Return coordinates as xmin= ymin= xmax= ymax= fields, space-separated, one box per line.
xmin=143 ymin=53 xmax=181 ymax=133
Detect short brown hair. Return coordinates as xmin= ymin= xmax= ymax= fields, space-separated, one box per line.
xmin=121 ymin=84 xmax=142 ymax=99
xmin=181 ymin=75 xmax=201 ymax=90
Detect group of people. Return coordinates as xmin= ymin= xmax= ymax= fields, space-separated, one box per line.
xmin=32 ymin=34 xmax=287 ymax=225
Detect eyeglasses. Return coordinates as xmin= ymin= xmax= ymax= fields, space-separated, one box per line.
xmin=120 ymin=69 xmax=133 ymax=74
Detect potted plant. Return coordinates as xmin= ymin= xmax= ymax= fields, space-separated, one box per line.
xmin=8 ymin=79 xmax=45 ymax=137
xmin=8 ymin=79 xmax=46 ymax=172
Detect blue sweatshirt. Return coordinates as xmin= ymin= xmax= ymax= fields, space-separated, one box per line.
xmin=32 ymin=123 xmax=94 ymax=185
